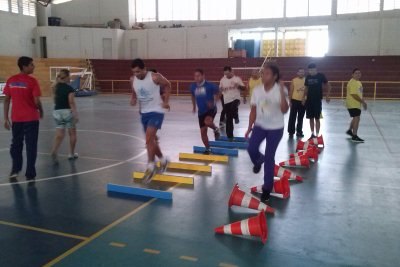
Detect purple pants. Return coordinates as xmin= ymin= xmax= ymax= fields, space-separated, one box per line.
xmin=247 ymin=126 xmax=284 ymax=192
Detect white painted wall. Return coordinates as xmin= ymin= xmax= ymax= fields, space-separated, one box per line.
xmin=0 ymin=12 xmax=36 ymax=57
xmin=186 ymin=26 xmax=228 ymax=58
xmin=34 ymin=26 xmax=124 ymax=59
xmin=51 ymin=0 xmax=131 ymax=29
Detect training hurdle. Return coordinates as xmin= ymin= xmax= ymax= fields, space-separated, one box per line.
xmin=218 ymin=136 xmax=247 ymax=142
xmin=209 ymin=140 xmax=248 ymax=149
xmin=156 ymin=161 xmax=212 ymax=175
xmin=193 ymin=146 xmax=238 ymax=157
xmin=107 ymin=183 xmax=172 ymax=200
xmin=132 ymin=172 xmax=193 ymax=185
xmin=179 ymin=153 xmax=229 ymax=163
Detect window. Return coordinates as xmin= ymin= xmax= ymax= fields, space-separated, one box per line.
xmin=159 ymin=0 xmax=198 ymax=21
xmin=286 ymin=0 xmax=331 ymax=17
xmin=337 ymin=0 xmax=380 ymax=14
xmin=11 ymin=0 xmax=19 ymax=13
xmin=22 ymin=0 xmax=36 ymax=16
xmin=242 ymin=0 xmax=284 ymax=19
xmin=136 ymin=0 xmax=156 ymax=22
xmin=200 ymin=0 xmax=236 ymax=20
xmin=384 ymin=0 xmax=400 ymax=10
xmin=0 ymin=0 xmax=9 ymax=12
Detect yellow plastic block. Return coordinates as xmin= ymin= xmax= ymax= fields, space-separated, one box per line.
xmin=156 ymin=162 xmax=212 ymax=175
xmin=179 ymin=153 xmax=229 ymax=163
xmin=132 ymin=172 xmax=193 ymax=185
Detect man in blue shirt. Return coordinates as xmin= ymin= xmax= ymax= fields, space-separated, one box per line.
xmin=190 ymin=69 xmax=220 ymax=154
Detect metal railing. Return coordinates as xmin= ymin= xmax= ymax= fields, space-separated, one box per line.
xmin=96 ymin=79 xmax=400 ymax=100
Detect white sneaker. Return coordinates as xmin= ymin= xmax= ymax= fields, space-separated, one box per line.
xmin=68 ymin=153 xmax=79 ymax=160
xmin=158 ymin=157 xmax=169 ymax=173
xmin=143 ymin=163 xmax=157 ymax=184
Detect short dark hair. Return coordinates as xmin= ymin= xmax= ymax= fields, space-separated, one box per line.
xmin=223 ymin=66 xmax=232 ymax=72
xmin=148 ymin=69 xmax=158 ymax=73
xmin=131 ymin=58 xmax=145 ymax=69
xmin=194 ymin=68 xmax=204 ymax=75
xmin=17 ymin=56 xmax=33 ymax=71
xmin=308 ymin=63 xmax=316 ymax=69
xmin=352 ymin=68 xmax=360 ymax=74
xmin=264 ymin=63 xmax=281 ymax=82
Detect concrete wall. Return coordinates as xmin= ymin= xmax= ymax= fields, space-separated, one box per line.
xmin=0 ymin=12 xmax=36 ymax=57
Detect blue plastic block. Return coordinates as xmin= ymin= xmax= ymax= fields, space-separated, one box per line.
xmin=218 ymin=136 xmax=248 ymax=143
xmin=193 ymin=146 xmax=238 ymax=157
xmin=107 ymin=183 xmax=172 ymax=200
xmin=209 ymin=140 xmax=248 ymax=149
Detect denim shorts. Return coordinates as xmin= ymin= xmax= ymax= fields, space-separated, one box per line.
xmin=53 ymin=109 xmax=75 ymax=129
xmin=141 ymin=112 xmax=164 ymax=132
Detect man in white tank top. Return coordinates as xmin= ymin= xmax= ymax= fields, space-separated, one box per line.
xmin=130 ymin=58 xmax=171 ymax=183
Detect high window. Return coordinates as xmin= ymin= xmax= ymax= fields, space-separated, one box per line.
xmin=337 ymin=0 xmax=381 ymax=14
xmin=241 ymin=0 xmax=284 ymax=19
xmin=158 ymin=0 xmax=198 ymax=21
xmin=200 ymin=0 xmax=236 ymax=20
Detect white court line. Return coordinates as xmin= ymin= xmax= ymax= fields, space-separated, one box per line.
xmin=0 ymin=130 xmax=146 ymax=187
xmin=37 ymin=152 xmax=122 ymax=162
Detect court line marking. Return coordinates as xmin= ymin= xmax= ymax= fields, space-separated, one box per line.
xmin=109 ymin=242 xmax=127 ymax=248
xmin=43 ymin=183 xmax=180 ymax=267
xmin=219 ymin=263 xmax=239 ymax=267
xmin=143 ymin=248 xmax=161 ymax=254
xmin=368 ymin=110 xmax=394 ymax=154
xmin=179 ymin=255 xmax=198 ymax=262
xmin=37 ymin=152 xmax=122 ymax=162
xmin=0 ymin=130 xmax=146 ymax=187
xmin=0 ymin=220 xmax=88 ymax=241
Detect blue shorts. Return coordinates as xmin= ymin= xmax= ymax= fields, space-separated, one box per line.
xmin=141 ymin=112 xmax=164 ymax=131
xmin=53 ymin=109 xmax=76 ymax=129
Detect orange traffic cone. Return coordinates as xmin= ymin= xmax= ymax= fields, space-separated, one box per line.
xmin=279 ymin=155 xmax=310 ymax=168
xmin=290 ymin=147 xmax=318 ymax=161
xmin=229 ymin=184 xmax=275 ymax=214
xmin=296 ymin=140 xmax=318 ymax=151
xmin=214 ymin=211 xmax=268 ymax=244
xmin=310 ymin=135 xmax=324 ymax=147
xmin=250 ymin=177 xmax=291 ymax=199
xmin=274 ymin=164 xmax=304 ymax=182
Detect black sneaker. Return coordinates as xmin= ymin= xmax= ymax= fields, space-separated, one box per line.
xmin=346 ymin=129 xmax=353 ymax=137
xmin=214 ymin=128 xmax=220 ymax=140
xmin=253 ymin=163 xmax=262 ymax=174
xmin=308 ymin=134 xmax=316 ymax=140
xmin=289 ymin=134 xmax=294 ymax=139
xmin=235 ymin=118 xmax=240 ymax=124
xmin=9 ymin=172 xmax=18 ymax=179
xmin=296 ymin=132 xmax=304 ymax=138
xmin=219 ymin=122 xmax=226 ymax=128
xmin=203 ymin=148 xmax=211 ymax=155
xmin=261 ymin=189 xmax=270 ymax=203
xmin=351 ymin=136 xmax=365 ymax=143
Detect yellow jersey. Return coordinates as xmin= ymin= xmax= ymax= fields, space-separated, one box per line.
xmin=346 ymin=78 xmax=363 ymax=109
xmin=290 ymin=77 xmax=305 ymax=101
xmin=248 ymin=77 xmax=262 ymax=100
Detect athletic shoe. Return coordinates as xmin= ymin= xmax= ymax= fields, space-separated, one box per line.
xmin=351 ymin=136 xmax=365 ymax=143
xmin=9 ymin=172 xmax=18 ymax=179
xmin=68 ymin=153 xmax=79 ymax=160
xmin=235 ymin=118 xmax=240 ymax=124
xmin=289 ymin=134 xmax=294 ymax=139
xmin=51 ymin=153 xmax=59 ymax=165
xmin=142 ymin=165 xmax=157 ymax=184
xmin=203 ymin=148 xmax=211 ymax=155
xmin=214 ymin=128 xmax=221 ymax=140
xmin=159 ymin=158 xmax=169 ymax=173
xmin=346 ymin=129 xmax=353 ymax=137
xmin=253 ymin=163 xmax=262 ymax=174
xmin=219 ymin=122 xmax=226 ymax=128
xmin=260 ymin=189 xmax=270 ymax=203
xmin=308 ymin=134 xmax=316 ymax=140
xmin=296 ymin=132 xmax=304 ymax=138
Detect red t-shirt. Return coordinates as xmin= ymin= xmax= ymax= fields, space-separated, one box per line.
xmin=4 ymin=73 xmax=42 ymax=122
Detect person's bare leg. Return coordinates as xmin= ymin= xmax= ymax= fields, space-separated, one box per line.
xmin=68 ymin=128 xmax=77 ymax=155
xmin=205 ymin=116 xmax=217 ymax=131
xmin=51 ymin=128 xmax=65 ymax=156
xmin=352 ymin=116 xmax=360 ymax=136
xmin=309 ymin=119 xmax=315 ymax=135
xmin=145 ymin=127 xmax=158 ymax=163
xmin=315 ymin=119 xmax=321 ymax=136
xmin=200 ymin=127 xmax=209 ymax=148
xmin=154 ymin=135 xmax=163 ymax=159
xmin=349 ymin=119 xmax=355 ymax=133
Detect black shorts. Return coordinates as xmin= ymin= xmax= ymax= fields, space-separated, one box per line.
xmin=306 ymin=101 xmax=322 ymax=119
xmin=348 ymin=108 xmax=361 ymax=117
xmin=198 ymin=109 xmax=217 ymax=128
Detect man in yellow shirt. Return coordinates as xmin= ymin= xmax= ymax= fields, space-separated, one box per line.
xmin=288 ymin=68 xmax=306 ymax=138
xmin=244 ymin=69 xmax=262 ymax=104
xmin=346 ymin=68 xmax=367 ymax=143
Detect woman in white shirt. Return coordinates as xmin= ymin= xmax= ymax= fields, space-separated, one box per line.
xmin=245 ymin=63 xmax=289 ymax=202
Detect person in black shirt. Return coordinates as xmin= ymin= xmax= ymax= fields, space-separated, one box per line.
xmin=302 ymin=63 xmax=331 ymax=139
xmin=50 ymin=69 xmax=79 ymax=164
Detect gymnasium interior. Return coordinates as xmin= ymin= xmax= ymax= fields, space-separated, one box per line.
xmin=0 ymin=0 xmax=399 ymax=266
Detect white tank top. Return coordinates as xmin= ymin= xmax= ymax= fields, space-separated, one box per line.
xmin=133 ymin=71 xmax=164 ymax=114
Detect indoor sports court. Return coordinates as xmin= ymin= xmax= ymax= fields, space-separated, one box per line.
xmin=0 ymin=1 xmax=400 ymax=267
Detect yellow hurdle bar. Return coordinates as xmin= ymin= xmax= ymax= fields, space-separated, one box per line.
xmin=156 ymin=162 xmax=212 ymax=175
xmin=179 ymin=153 xmax=229 ymax=163
xmin=132 ymin=172 xmax=194 ymax=185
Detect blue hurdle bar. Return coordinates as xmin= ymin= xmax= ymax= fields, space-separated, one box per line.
xmin=107 ymin=183 xmax=172 ymax=200
xmin=193 ymin=146 xmax=238 ymax=157
xmin=217 ymin=136 xmax=247 ymax=143
xmin=209 ymin=140 xmax=248 ymax=149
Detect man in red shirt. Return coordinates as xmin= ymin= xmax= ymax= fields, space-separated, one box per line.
xmin=3 ymin=57 xmax=43 ymax=180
